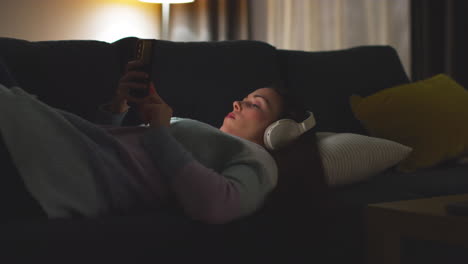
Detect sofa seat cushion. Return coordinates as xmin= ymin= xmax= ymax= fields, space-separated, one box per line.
xmin=333 ymin=164 xmax=468 ymax=207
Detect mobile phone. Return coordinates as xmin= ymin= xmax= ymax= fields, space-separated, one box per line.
xmin=128 ymin=39 xmax=153 ymax=98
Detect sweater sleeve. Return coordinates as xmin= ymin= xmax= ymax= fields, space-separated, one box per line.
xmin=94 ymin=103 xmax=129 ymax=126
xmin=140 ymin=127 xmax=270 ymax=224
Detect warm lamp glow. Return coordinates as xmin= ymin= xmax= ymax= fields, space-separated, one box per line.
xmin=138 ymin=0 xmax=194 ymax=39
xmin=139 ymin=0 xmax=194 ymax=3
xmin=91 ymin=4 xmax=158 ymax=43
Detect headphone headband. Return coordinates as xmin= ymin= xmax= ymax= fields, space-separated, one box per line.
xmin=300 ymin=111 xmax=316 ymax=132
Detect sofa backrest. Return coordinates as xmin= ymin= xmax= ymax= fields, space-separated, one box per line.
xmin=143 ymin=39 xmax=280 ymax=127
xmin=0 ymin=37 xmax=134 ymax=120
xmin=128 ymin=40 xmax=410 ymax=133
xmin=0 ymin=37 xmax=409 ymax=134
xmin=277 ymin=46 xmax=410 ymax=134
xmin=0 ymin=37 xmax=280 ymax=127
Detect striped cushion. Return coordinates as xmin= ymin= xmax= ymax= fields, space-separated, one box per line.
xmin=316 ymin=132 xmax=412 ymax=186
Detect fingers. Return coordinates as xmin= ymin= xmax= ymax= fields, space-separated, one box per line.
xmin=132 ymin=82 xmax=173 ymax=127
xmin=129 ymin=83 xmax=162 ymax=102
xmin=118 ymin=82 xmax=148 ymax=93
xmin=138 ymin=103 xmax=164 ymax=124
xmin=117 ymin=81 xmax=148 ymax=101
xmin=147 ymin=82 xmax=164 ymax=103
xmin=148 ymin=82 xmax=156 ymax=95
xmin=125 ymin=60 xmax=146 ymax=72
xmin=120 ymin=70 xmax=149 ymax=83
xmin=118 ymin=68 xmax=151 ymax=103
xmin=138 ymin=104 xmax=151 ymax=123
xmin=138 ymin=102 xmax=173 ymax=127
xmin=113 ymin=60 xmax=152 ymax=109
xmin=126 ymin=95 xmax=147 ymax=104
xmin=128 ymin=92 xmax=161 ymax=105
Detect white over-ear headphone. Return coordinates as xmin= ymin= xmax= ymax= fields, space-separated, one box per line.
xmin=263 ymin=111 xmax=316 ymax=151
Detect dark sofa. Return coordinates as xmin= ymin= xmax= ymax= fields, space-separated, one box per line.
xmin=0 ymin=37 xmax=467 ymax=263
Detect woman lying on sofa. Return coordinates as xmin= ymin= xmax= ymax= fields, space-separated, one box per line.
xmin=0 ymin=60 xmax=315 ymax=224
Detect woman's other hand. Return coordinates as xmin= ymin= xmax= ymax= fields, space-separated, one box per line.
xmin=138 ymin=83 xmax=173 ymax=128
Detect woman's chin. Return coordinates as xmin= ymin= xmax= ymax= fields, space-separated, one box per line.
xmin=219 ymin=125 xmax=238 ymax=137
xmin=219 ymin=124 xmax=230 ymax=133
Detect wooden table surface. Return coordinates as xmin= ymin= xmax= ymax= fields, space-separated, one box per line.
xmin=366 ymin=194 xmax=468 ymax=264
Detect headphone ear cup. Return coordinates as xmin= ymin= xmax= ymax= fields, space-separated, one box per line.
xmin=264 ymin=119 xmax=303 ymax=150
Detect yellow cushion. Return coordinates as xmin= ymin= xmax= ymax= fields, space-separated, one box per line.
xmin=350 ymin=74 xmax=468 ymax=172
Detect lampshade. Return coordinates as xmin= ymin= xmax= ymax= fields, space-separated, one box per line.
xmin=139 ymin=0 xmax=194 ymax=3
xmin=138 ymin=0 xmax=194 ymax=40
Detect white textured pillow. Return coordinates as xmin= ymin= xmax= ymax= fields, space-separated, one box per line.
xmin=316 ymin=132 xmax=412 ymax=186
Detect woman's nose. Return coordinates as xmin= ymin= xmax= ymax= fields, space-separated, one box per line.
xmin=233 ymin=101 xmax=242 ymax=111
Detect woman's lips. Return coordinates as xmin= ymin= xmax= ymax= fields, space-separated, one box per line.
xmin=226 ymin=113 xmax=236 ymax=119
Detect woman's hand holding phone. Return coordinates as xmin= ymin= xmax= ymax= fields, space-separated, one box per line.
xmin=110 ymin=59 xmax=172 ymax=127
xmin=107 ymin=60 xmax=149 ymax=114
xmin=120 ymin=60 xmax=151 ymax=99
xmin=137 ymin=82 xmax=173 ymax=128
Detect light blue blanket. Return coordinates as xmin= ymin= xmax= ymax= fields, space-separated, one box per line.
xmin=0 ymin=85 xmax=135 ymax=218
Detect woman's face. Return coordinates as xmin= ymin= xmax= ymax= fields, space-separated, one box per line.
xmin=220 ymin=87 xmax=284 ymax=146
